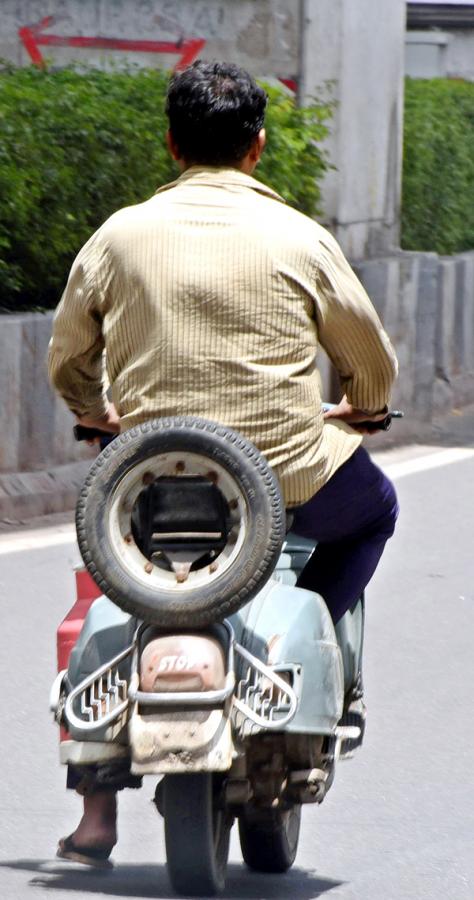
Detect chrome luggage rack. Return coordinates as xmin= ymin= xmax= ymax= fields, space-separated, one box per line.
xmin=232 ymin=642 xmax=298 ymax=738
xmin=58 ymin=624 xmax=298 ymax=738
xmin=63 ymin=643 xmax=133 ymax=733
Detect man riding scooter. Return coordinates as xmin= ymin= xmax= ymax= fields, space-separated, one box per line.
xmin=48 ymin=60 xmax=398 ymax=867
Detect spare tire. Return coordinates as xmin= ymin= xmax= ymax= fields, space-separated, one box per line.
xmin=76 ymin=416 xmax=285 ymax=628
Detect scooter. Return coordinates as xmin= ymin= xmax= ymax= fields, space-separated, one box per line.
xmin=50 ymin=412 xmax=398 ymax=896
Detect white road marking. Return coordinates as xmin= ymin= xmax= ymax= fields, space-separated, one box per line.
xmin=1 ymin=447 xmax=474 ymax=556
xmin=380 ymin=446 xmax=474 ymax=480
xmin=0 ymin=525 xmax=76 ymax=556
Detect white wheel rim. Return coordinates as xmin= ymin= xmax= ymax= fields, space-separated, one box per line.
xmin=105 ymin=451 xmax=249 ymax=595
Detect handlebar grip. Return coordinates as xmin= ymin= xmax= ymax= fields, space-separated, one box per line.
xmin=357 ymin=416 xmax=392 ymax=432
xmin=322 ymin=403 xmax=404 ymax=432
xmin=356 ymin=410 xmax=404 ymax=432
xmin=73 ymin=425 xmax=114 ymax=442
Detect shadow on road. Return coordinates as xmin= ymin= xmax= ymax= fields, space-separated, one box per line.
xmin=0 ymin=859 xmax=344 ymax=898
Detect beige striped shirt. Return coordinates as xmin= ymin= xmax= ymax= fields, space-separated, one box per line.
xmin=48 ymin=167 xmax=397 ymax=506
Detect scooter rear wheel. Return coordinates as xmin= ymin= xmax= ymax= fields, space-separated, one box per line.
xmin=163 ymin=773 xmax=232 ymax=896
xmin=238 ymin=803 xmax=302 ymax=873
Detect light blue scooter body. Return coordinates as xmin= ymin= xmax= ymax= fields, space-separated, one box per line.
xmin=67 ymin=534 xmax=363 ymax=740
xmin=68 ymin=601 xmax=136 ymax=686
xmin=259 ymin=534 xmax=364 ymax=698
xmin=229 ymin=580 xmax=344 ymax=734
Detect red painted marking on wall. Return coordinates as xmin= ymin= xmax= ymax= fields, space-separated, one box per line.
xmin=278 ymin=78 xmax=298 ymax=93
xmin=18 ymin=24 xmax=45 ymax=66
xmin=19 ymin=16 xmax=205 ymax=70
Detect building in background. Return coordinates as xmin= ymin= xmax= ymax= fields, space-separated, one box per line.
xmin=406 ymin=1 xmax=474 ymax=79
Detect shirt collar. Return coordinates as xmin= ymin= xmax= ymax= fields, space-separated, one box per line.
xmin=155 ymin=166 xmax=285 ymax=204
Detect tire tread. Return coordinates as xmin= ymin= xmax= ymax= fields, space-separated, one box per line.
xmin=75 ymin=417 xmax=285 ymax=627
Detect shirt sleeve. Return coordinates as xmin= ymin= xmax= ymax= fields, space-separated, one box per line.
xmin=314 ymin=231 xmax=398 ymax=413
xmin=48 ymin=233 xmax=108 ymax=419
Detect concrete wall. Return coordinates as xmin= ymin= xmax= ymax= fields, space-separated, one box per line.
xmin=446 ymin=30 xmax=474 ymax=81
xmin=0 ymin=312 xmax=96 ymax=519
xmin=1 ymin=249 xmax=473 ymax=518
xmin=0 ymin=312 xmax=92 ymax=474
xmin=406 ymin=0 xmax=474 ymax=81
xmin=1 ymin=1 xmax=300 ymax=81
xmin=354 ymin=251 xmax=474 ymax=421
xmin=1 ymin=248 xmax=473 ymax=470
xmin=405 ymin=31 xmax=450 ymax=78
xmin=406 ymin=29 xmax=474 ymax=80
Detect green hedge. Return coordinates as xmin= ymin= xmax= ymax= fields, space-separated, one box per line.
xmin=402 ymin=78 xmax=474 ymax=255
xmin=0 ymin=65 xmax=332 ymax=312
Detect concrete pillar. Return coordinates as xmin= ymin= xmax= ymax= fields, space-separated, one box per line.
xmin=0 ymin=317 xmax=23 ymax=471
xmin=300 ymin=0 xmax=406 ymax=259
xmin=413 ymin=254 xmax=438 ymax=419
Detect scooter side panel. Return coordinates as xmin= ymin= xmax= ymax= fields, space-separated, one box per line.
xmin=65 ymin=597 xmax=135 ymax=744
xmin=67 ymin=596 xmax=135 ymax=688
xmin=230 ymin=581 xmax=344 ymax=734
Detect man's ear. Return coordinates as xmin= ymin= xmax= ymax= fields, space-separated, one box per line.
xmin=242 ymin=129 xmax=266 ymax=173
xmin=251 ymin=128 xmax=266 ymax=163
xmin=166 ymin=130 xmax=181 ymax=161
xmin=256 ymin=128 xmax=266 ymax=159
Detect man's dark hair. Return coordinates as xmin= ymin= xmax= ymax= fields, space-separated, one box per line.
xmin=166 ymin=61 xmax=267 ymax=166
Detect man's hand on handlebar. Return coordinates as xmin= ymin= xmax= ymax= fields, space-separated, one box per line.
xmin=323 ymin=395 xmax=401 ymax=434
xmin=76 ymin=402 xmax=120 ymax=444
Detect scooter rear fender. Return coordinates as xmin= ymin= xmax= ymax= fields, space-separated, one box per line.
xmin=230 ymin=580 xmax=344 ymax=735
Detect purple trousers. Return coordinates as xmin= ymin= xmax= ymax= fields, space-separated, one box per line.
xmin=291 ymin=447 xmax=398 ymax=623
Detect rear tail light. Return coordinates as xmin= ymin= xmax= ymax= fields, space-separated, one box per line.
xmin=139 ymin=634 xmax=226 ymax=693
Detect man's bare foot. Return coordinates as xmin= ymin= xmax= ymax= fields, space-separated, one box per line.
xmin=64 ymin=792 xmax=118 ymax=853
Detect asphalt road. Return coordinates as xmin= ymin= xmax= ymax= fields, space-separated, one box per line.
xmin=1 ymin=442 xmax=474 ymax=900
